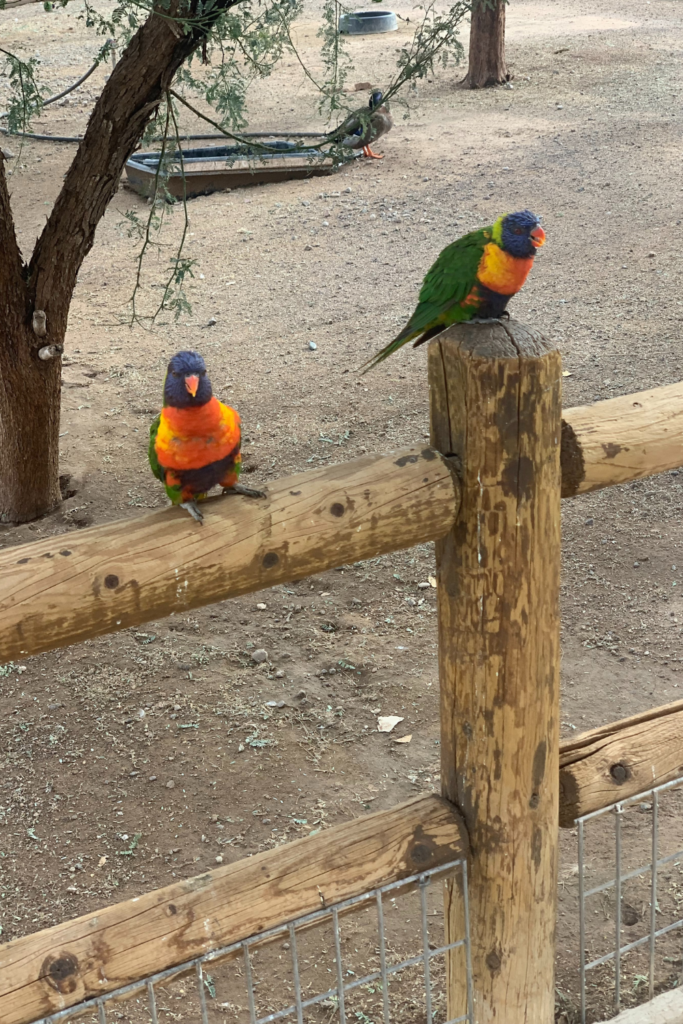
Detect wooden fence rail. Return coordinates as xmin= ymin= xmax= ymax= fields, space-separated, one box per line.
xmin=0 ymin=446 xmax=459 ymax=662
xmin=2 ymin=372 xmax=683 ymax=664
xmin=0 ymin=796 xmax=467 ymax=1024
xmin=559 ymin=697 xmax=683 ymax=825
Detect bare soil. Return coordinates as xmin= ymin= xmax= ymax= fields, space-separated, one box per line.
xmin=1 ymin=0 xmax=683 ymax=1020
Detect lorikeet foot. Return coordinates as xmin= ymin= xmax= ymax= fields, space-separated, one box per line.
xmin=180 ymin=500 xmax=204 ymax=525
xmin=223 ymin=483 xmax=267 ymax=499
xmin=362 ymin=145 xmax=384 ymax=159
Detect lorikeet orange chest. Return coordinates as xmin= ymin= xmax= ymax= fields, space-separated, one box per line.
xmin=154 ymin=397 xmax=242 ymax=501
xmin=148 ymin=350 xmax=243 ymax=512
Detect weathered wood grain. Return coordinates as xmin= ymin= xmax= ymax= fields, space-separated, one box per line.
xmin=561 ymin=380 xmax=683 ymax=496
xmin=430 ymin=320 xmax=562 ymax=1024
xmin=0 ymin=795 xmax=467 ymax=1024
xmin=0 ymin=447 xmax=460 ymax=661
xmin=559 ymin=698 xmax=683 ymax=826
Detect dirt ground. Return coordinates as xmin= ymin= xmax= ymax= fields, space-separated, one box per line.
xmin=1 ymin=0 xmax=683 ymax=1020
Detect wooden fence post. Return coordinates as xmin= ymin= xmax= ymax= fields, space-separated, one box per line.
xmin=429 ymin=321 xmax=562 ymax=1023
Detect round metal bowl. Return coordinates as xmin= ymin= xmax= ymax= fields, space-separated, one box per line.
xmin=338 ymin=10 xmax=398 ymax=34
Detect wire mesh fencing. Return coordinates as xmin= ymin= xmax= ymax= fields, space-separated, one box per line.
xmin=575 ymin=775 xmax=683 ymax=1023
xmin=31 ymin=858 xmax=472 ymax=1024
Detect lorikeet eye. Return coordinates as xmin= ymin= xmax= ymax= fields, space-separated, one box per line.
xmin=513 ymin=227 xmax=524 ymax=235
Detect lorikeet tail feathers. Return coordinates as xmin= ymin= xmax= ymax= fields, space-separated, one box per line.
xmin=411 ymin=324 xmax=447 ymax=349
xmin=359 ymin=323 xmax=445 ymax=374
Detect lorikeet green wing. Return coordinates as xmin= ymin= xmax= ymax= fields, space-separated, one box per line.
xmin=148 ymin=414 xmax=183 ymax=505
xmin=361 ymin=227 xmax=490 ymax=372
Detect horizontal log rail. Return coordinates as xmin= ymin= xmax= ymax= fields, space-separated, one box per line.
xmin=0 ymin=795 xmax=467 ymax=1024
xmin=559 ymin=698 xmax=683 ymax=826
xmin=0 ymin=446 xmax=459 ymax=662
xmin=1 ymin=376 xmax=683 ymax=662
xmin=561 ymin=380 xmax=683 ymax=496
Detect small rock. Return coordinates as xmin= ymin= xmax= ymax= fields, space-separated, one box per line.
xmin=275 ymin=669 xmax=285 ymax=678
xmin=309 ymin=341 xmax=317 ymax=351
xmin=215 ymin=855 xmax=223 ymax=864
xmin=148 ymin=775 xmax=157 ymax=781
xmin=418 ymin=581 xmax=431 ymax=589
xmin=252 ymin=648 xmax=268 ymax=663
xmin=304 ymin=244 xmax=312 ymax=251
xmin=343 ymin=186 xmax=352 ymax=193
xmin=295 ymin=689 xmax=307 ymax=699
xmin=633 ymin=561 xmax=640 ymax=568
xmin=584 ymin=517 xmax=594 ymax=526
xmin=166 ymin=780 xmax=175 ymax=789
xmin=238 ymin=743 xmax=245 ymax=752
xmin=262 ymin=818 xmax=271 ymax=824
xmin=206 ymin=316 xmax=217 ymax=327
xmin=256 ymin=602 xmax=267 ymax=610
xmin=301 ymin=199 xmax=311 ymax=207
xmin=322 ymin=220 xmax=329 ymax=227
xmin=647 ymin=251 xmax=656 ymax=258
xmin=1 ymin=146 xmax=15 ymax=160
xmin=210 ymin=814 xmax=219 ymax=823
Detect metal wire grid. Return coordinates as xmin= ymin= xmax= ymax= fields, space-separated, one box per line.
xmin=577 ymin=775 xmax=683 ymax=1024
xmin=32 ymin=857 xmax=473 ymax=1024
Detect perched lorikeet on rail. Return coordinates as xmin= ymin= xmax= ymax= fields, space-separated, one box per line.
xmin=363 ymin=210 xmax=546 ymax=371
xmin=149 ymin=350 xmax=264 ymax=525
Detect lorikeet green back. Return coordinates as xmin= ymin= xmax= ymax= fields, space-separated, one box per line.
xmin=363 ymin=210 xmax=545 ymax=372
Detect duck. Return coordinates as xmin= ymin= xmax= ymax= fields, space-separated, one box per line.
xmin=342 ymin=90 xmax=393 ymax=160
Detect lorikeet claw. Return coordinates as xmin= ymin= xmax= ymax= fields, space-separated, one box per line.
xmin=362 ymin=145 xmax=384 ymax=159
xmin=223 ymin=483 xmax=267 ymax=499
xmin=180 ymin=500 xmax=204 ymax=525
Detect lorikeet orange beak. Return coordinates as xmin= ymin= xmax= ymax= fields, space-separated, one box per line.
xmin=185 ymin=375 xmax=199 ymax=397
xmin=530 ymin=225 xmax=546 ymax=249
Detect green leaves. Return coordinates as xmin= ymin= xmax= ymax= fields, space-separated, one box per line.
xmin=0 ymin=49 xmax=45 ymax=134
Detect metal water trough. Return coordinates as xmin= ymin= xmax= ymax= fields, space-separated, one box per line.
xmin=125 ymin=141 xmax=349 ymax=199
xmin=339 ymin=10 xmax=398 ymax=33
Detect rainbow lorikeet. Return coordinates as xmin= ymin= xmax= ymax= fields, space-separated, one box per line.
xmin=363 ymin=210 xmax=546 ymax=371
xmin=149 ymin=350 xmax=264 ymax=525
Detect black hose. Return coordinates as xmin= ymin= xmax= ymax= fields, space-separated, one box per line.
xmin=0 ymin=129 xmax=328 ymax=144
xmin=0 ymin=42 xmax=113 ymax=130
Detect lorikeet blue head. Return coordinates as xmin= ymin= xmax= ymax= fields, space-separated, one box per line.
xmin=498 ymin=210 xmax=546 ymax=258
xmin=163 ymin=350 xmax=213 ymax=408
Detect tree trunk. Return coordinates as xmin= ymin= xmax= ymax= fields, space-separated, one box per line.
xmin=462 ymin=0 xmax=508 ymax=88
xmin=0 ymin=326 xmax=62 ymax=524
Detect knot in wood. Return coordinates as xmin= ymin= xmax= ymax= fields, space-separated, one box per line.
xmin=610 ymin=762 xmax=631 ymax=785
xmin=42 ymin=952 xmax=80 ymax=994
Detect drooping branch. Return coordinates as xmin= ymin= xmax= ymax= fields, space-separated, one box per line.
xmin=26 ymin=0 xmax=243 ymax=334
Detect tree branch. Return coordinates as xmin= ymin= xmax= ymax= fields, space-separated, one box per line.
xmin=0 ymin=153 xmax=27 ymax=325
xmin=26 ymin=1 xmax=242 ymax=334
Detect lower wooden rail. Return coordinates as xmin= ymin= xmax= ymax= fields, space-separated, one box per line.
xmin=0 ymin=446 xmax=459 ymax=662
xmin=559 ymin=698 xmax=683 ymax=826
xmin=0 ymin=794 xmax=468 ymax=1024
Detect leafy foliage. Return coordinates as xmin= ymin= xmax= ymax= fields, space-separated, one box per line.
xmin=0 ymin=48 xmax=45 ymax=134
xmin=1 ymin=0 xmax=471 ymax=320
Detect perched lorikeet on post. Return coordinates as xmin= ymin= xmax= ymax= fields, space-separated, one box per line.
xmin=362 ymin=210 xmax=545 ymax=371
xmin=149 ymin=350 xmax=264 ymax=525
